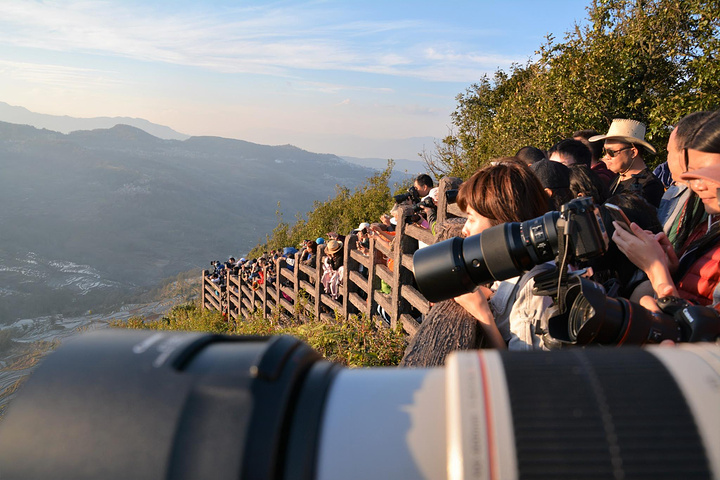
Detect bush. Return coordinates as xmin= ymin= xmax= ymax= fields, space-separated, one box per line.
xmin=113 ymin=303 xmax=406 ymax=367
xmin=249 ymin=162 xmax=399 ymax=258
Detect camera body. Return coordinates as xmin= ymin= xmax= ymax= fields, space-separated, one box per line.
xmin=412 ymin=196 xmax=436 ymax=213
xmin=557 ymin=196 xmax=609 ymax=260
xmin=393 ymin=185 xmax=422 ymax=204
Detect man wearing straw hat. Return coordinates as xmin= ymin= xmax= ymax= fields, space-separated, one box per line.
xmin=590 ymin=118 xmax=665 ymax=208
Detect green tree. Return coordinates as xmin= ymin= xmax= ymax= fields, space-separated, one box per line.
xmin=429 ymin=0 xmax=720 ymax=176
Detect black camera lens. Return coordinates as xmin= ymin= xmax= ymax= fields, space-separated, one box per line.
xmin=547 ymin=276 xmax=690 ymax=345
xmin=393 ymin=192 xmax=410 ymax=203
xmin=445 ymin=189 xmax=458 ymax=204
xmin=413 ymin=198 xmax=609 ymax=303
xmin=413 ymin=212 xmax=560 ymax=302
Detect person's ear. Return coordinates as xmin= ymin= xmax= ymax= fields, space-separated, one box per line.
xmin=544 ymin=187 xmax=553 ymax=197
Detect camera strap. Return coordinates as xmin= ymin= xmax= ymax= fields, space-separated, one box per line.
xmin=555 ymin=217 xmax=573 ymax=315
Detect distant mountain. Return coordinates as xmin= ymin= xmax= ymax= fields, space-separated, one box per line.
xmin=0 ymin=122 xmax=377 ymax=321
xmin=0 ymin=102 xmax=436 ymax=171
xmin=0 ymin=102 xmax=189 ymax=140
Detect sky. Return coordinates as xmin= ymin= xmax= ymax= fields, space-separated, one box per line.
xmin=0 ymin=0 xmax=591 ymax=159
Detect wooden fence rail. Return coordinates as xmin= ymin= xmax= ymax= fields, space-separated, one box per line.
xmin=201 ymin=177 xmax=462 ymax=335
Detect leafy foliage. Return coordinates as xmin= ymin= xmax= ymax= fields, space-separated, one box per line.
xmin=114 ymin=303 xmax=406 ymax=367
xmin=248 ymin=162 xmax=398 ymax=256
xmin=425 ymin=0 xmax=720 ymax=177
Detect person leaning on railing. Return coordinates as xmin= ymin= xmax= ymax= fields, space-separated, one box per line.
xmin=300 ymin=240 xmax=318 ymax=266
xmin=321 ymin=239 xmax=344 ymax=300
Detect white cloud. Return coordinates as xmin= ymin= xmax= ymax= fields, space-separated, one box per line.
xmin=424 ymin=47 xmax=523 ymax=66
xmin=0 ymin=59 xmax=125 ymax=90
xmin=0 ymin=1 xmax=518 ymax=83
xmin=293 ymin=80 xmax=394 ymax=95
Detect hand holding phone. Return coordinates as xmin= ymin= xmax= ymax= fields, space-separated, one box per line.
xmin=605 ymin=203 xmax=633 ymax=234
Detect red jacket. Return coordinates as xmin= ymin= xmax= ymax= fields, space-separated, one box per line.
xmin=677 ymin=242 xmax=720 ymax=306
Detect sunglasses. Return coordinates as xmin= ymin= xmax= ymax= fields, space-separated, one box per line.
xmin=603 ymin=146 xmax=633 ymax=157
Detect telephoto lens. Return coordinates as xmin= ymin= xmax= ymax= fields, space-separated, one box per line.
xmin=413 ymin=197 xmax=608 ymax=304
xmin=412 ymin=212 xmax=560 ymax=303
xmin=1 ymin=330 xmax=719 ymax=480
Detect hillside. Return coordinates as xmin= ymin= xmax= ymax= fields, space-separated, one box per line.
xmin=0 ymin=122 xmax=377 ymax=321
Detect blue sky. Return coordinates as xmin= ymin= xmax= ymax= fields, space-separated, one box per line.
xmin=0 ymin=0 xmax=590 ymax=158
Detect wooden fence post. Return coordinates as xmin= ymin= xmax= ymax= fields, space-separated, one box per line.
xmin=201 ymin=270 xmax=208 ymax=310
xmin=390 ymin=206 xmax=419 ymax=329
xmin=436 ymin=176 xmax=464 ymax=225
xmin=342 ymin=233 xmax=356 ymax=321
xmin=275 ymin=258 xmax=283 ymax=318
xmin=293 ymin=252 xmax=300 ymax=315
xmin=314 ymin=244 xmax=324 ymax=321
xmin=366 ymin=237 xmax=378 ymax=318
xmin=223 ymin=273 xmax=230 ymax=317
xmin=262 ymin=265 xmax=269 ymax=319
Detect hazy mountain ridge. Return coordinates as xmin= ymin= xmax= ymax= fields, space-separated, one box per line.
xmin=0 ymin=102 xmax=434 ymax=163
xmin=0 ymin=102 xmax=190 ymax=141
xmin=0 ymin=121 xmax=376 ymax=321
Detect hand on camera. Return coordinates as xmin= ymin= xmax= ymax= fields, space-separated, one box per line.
xmin=639 ymin=285 xmax=682 ymax=346
xmin=420 ymin=204 xmax=437 ymax=219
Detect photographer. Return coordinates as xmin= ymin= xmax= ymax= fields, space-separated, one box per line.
xmin=613 ymin=110 xmax=720 ymax=311
xmin=530 ymin=158 xmax=574 ymax=209
xmin=414 ymin=173 xmax=433 ymax=198
xmin=394 ymin=175 xmax=436 ymax=229
xmin=414 ymin=174 xmax=437 ymax=228
xmin=451 ymin=158 xmax=555 ymax=350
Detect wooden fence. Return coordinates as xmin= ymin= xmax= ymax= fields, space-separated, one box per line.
xmin=201 ymin=177 xmax=464 ymax=335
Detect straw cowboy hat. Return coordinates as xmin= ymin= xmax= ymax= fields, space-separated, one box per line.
xmin=589 ymin=118 xmax=657 ymax=154
xmin=325 ymin=239 xmax=343 ymax=255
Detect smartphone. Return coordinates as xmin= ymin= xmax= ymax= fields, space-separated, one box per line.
xmin=605 ymin=203 xmax=633 ymax=234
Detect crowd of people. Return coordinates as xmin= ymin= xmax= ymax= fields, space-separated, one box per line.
xmin=406 ymin=112 xmax=720 ymax=366
xmin=203 ymin=172 xmax=434 ymax=320
xmin=204 ymin=111 xmax=720 ymax=365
